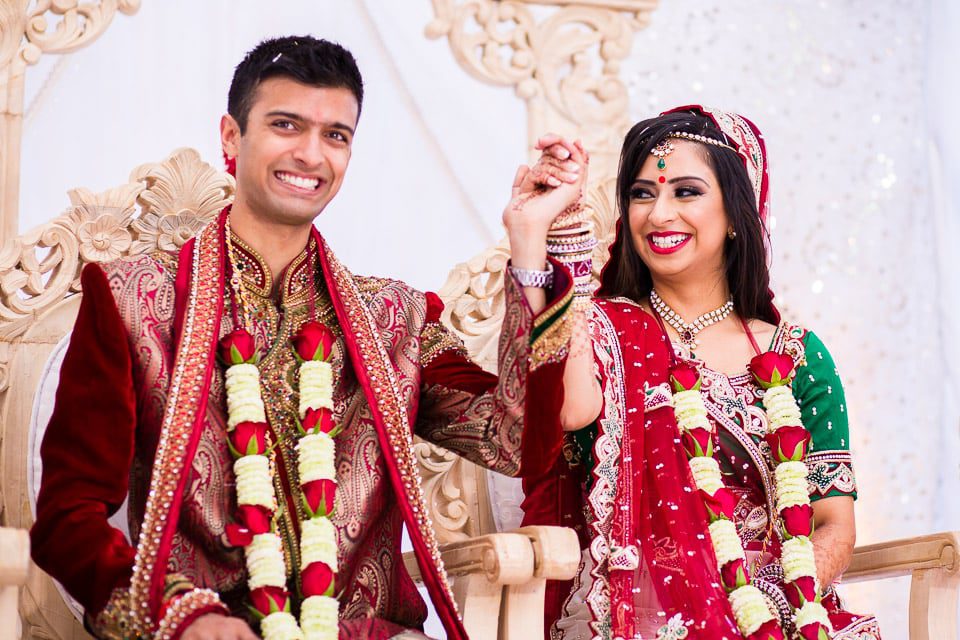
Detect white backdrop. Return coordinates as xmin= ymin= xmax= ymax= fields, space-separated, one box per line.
xmin=17 ymin=1 xmax=960 ymax=638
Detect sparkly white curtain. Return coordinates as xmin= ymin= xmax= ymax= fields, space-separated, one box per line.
xmin=618 ymin=2 xmax=956 ymax=636
xmin=17 ymin=1 xmax=958 ymax=638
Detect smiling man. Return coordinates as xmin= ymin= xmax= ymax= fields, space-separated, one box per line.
xmin=30 ymin=36 xmax=579 ymax=640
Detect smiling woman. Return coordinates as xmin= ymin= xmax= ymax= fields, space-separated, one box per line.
xmin=521 ymin=107 xmax=882 ymax=640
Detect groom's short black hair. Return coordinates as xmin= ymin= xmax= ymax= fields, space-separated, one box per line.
xmin=228 ymin=35 xmax=364 ymax=133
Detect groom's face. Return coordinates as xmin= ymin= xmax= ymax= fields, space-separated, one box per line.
xmin=221 ymin=76 xmax=359 ymax=228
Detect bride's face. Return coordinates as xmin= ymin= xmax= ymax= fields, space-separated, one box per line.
xmin=627 ymin=140 xmax=730 ymax=286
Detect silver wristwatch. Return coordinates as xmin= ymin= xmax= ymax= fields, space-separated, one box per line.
xmin=508 ymin=262 xmax=554 ymax=288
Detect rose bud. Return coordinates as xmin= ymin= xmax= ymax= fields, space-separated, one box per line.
xmin=682 ymin=427 xmax=714 ymax=458
xmin=798 ymin=622 xmax=831 ymax=640
xmin=301 ymin=406 xmax=338 ymax=436
xmin=224 ymin=504 xmax=273 ymax=548
xmin=765 ymin=426 xmax=811 ymax=462
xmin=720 ymin=557 xmax=749 ymax=591
xmin=249 ymin=586 xmax=290 ymax=617
xmin=293 ymin=321 xmax=336 ymax=362
xmin=746 ymin=619 xmax=785 ymax=640
xmin=229 ymin=421 xmax=269 ymax=457
xmin=700 ymin=487 xmax=738 ymax=522
xmin=784 ymin=575 xmax=819 ymax=608
xmin=780 ymin=503 xmax=815 ymax=539
xmin=302 ymin=479 xmax=337 ymax=518
xmin=302 ymin=561 xmax=335 ymax=597
xmin=218 ymin=329 xmax=259 ymax=365
xmin=669 ymin=362 xmax=702 ymax=392
xmin=748 ymin=351 xmax=796 ymax=388
xmin=238 ymin=504 xmax=273 ymax=535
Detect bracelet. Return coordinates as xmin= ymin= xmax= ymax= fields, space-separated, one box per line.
xmin=509 ymin=263 xmax=554 ymax=288
xmin=155 ymin=588 xmax=227 ymax=640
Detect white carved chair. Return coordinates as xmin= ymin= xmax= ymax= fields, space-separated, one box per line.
xmin=0 ymin=148 xmax=579 ymax=640
xmin=1 ymin=3 xmax=957 ymax=640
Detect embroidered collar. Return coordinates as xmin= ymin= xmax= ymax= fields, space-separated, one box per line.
xmin=230 ymin=231 xmax=320 ymax=304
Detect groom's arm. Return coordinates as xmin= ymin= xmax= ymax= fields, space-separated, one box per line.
xmin=414 ymin=261 xmax=572 ymax=477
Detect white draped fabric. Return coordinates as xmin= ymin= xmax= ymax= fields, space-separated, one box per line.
xmin=17 ymin=1 xmax=958 ymax=637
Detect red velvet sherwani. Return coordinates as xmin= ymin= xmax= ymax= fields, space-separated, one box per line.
xmin=31 ymin=217 xmax=571 ymax=640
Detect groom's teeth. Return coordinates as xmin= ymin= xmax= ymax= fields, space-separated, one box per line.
xmin=278 ymin=172 xmax=319 ymax=190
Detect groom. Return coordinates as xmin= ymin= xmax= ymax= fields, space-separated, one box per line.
xmin=30 ymin=35 xmax=583 ymax=639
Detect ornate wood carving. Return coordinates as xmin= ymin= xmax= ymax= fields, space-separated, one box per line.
xmin=0 ymin=0 xmax=142 ymax=242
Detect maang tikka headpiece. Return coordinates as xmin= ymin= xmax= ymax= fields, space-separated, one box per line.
xmin=649 ymin=131 xmax=738 ymax=181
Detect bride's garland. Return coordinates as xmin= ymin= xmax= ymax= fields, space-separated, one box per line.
xmin=669 ymin=351 xmax=832 ymax=640
xmin=220 ymin=319 xmax=341 ymax=640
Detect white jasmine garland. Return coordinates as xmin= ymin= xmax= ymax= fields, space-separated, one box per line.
xmin=708 ymin=519 xmax=745 ymax=566
xmin=260 ymin=611 xmax=305 ymax=640
xmin=301 ymin=517 xmax=338 ymax=570
xmin=299 ymin=361 xmax=333 ymax=416
xmin=234 ymin=455 xmax=275 ymax=509
xmin=296 ymin=433 xmax=336 ymax=483
xmin=687 ymin=456 xmax=723 ymax=494
xmin=225 ymin=364 xmax=267 ymax=427
xmin=795 ymin=600 xmax=831 ymax=629
xmin=300 ymin=595 xmax=339 ymax=640
xmin=673 ymin=390 xmax=711 ymax=430
xmin=762 ymin=386 xmax=801 ymax=428
xmin=245 ymin=533 xmax=287 ymax=589
xmin=775 ymin=474 xmax=809 ymax=511
xmin=728 ymin=585 xmax=773 ymax=635
xmin=781 ymin=536 xmax=818 ymax=583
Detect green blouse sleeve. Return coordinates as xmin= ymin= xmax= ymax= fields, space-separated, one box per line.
xmin=792 ymin=330 xmax=858 ymax=501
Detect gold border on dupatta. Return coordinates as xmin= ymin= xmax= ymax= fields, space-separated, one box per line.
xmin=320 ymin=241 xmax=460 ymax=618
xmin=128 ymin=222 xmax=223 ymax=634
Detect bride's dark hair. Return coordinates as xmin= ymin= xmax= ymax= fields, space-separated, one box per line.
xmin=603 ymin=111 xmax=778 ymax=325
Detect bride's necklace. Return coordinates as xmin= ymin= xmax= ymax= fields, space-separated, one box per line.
xmin=649 ymin=289 xmax=733 ymax=348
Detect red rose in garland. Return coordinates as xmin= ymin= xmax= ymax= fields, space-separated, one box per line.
xmin=720 ymin=557 xmax=749 ymax=591
xmin=765 ymin=425 xmax=811 ymax=462
xmin=301 ymin=406 xmax=339 ymax=436
xmin=669 ymin=361 xmax=702 ymax=392
xmin=302 ymin=561 xmax=335 ymax=597
xmin=682 ymin=427 xmax=714 ymax=458
xmin=748 ymin=351 xmax=795 ymax=388
xmin=250 ymin=585 xmax=290 ymax=617
xmin=225 ymin=504 xmax=273 ymax=547
xmin=302 ymin=478 xmax=337 ymax=518
xmin=798 ymin=622 xmax=831 ymax=640
xmin=293 ymin=321 xmax=336 ymax=362
xmin=218 ymin=328 xmax=259 ymax=365
xmin=229 ymin=420 xmax=270 ymax=456
xmin=780 ymin=503 xmax=815 ymax=538
xmin=700 ymin=486 xmax=738 ymax=522
xmin=745 ymin=619 xmax=785 ymax=640
xmin=784 ymin=575 xmax=819 ymax=609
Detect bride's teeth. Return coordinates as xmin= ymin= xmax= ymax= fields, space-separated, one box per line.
xmin=278 ymin=172 xmax=319 ymax=189
xmin=652 ymin=235 xmax=687 ymax=248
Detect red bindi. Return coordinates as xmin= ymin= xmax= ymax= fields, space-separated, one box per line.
xmin=658 ymin=176 xmax=666 ymax=183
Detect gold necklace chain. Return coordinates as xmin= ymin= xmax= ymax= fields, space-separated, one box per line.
xmin=649 ymin=289 xmax=733 ymax=348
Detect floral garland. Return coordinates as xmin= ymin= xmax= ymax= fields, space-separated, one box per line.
xmin=669 ymin=350 xmax=832 ymax=640
xmin=220 ymin=320 xmax=341 ymax=640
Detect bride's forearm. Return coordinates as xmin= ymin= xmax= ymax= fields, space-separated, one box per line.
xmin=559 ymin=311 xmax=602 ymax=431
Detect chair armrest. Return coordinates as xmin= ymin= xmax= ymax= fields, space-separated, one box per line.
xmin=0 ymin=528 xmax=30 ymax=640
xmin=513 ymin=525 xmax=581 ymax=581
xmin=402 ymin=532 xmax=535 ymax=586
xmin=0 ymin=527 xmax=30 ymax=587
xmin=845 ymin=531 xmax=959 ymax=582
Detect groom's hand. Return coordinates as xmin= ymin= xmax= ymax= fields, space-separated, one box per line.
xmin=181 ymin=613 xmax=259 ymax=640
